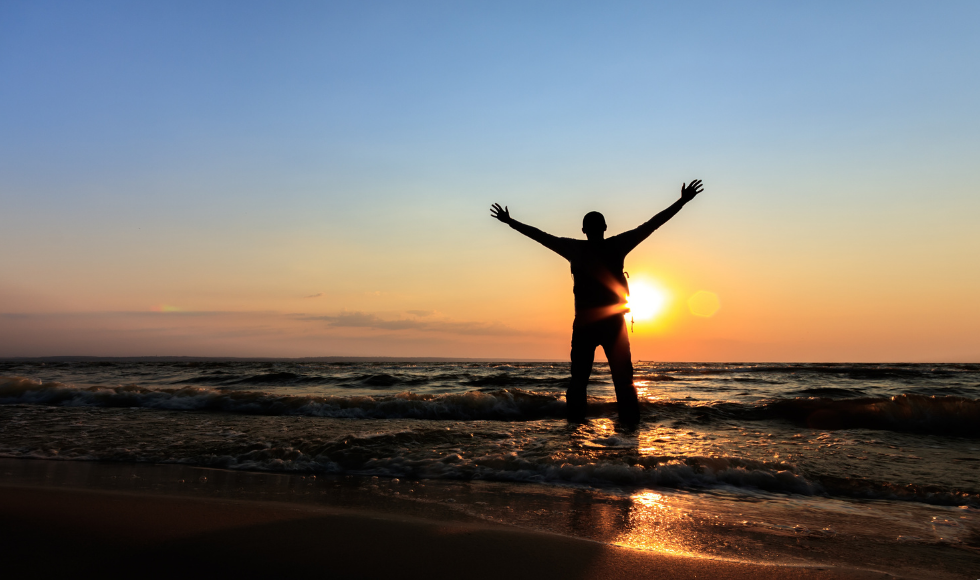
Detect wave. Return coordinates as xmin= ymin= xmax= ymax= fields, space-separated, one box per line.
xmin=0 ymin=418 xmax=817 ymax=496
xmin=789 ymin=387 xmax=868 ymax=397
xmin=165 ymin=370 xmax=572 ymax=389
xmin=815 ymin=474 xmax=980 ymax=507
xmin=0 ymin=376 xmax=569 ymax=420
xmin=3 ymin=424 xmax=974 ymax=507
xmin=634 ymin=374 xmax=681 ymax=382
xmin=173 ymin=371 xmax=329 ymax=386
xmin=650 ymin=362 xmax=980 ymax=381
xmin=754 ymin=394 xmax=980 ymax=436
xmin=462 ymin=373 xmax=571 ymax=387
xmin=211 ymin=451 xmax=823 ymax=497
xmin=2 ymin=376 xmax=977 ymax=436
xmin=171 ymin=371 xmax=429 ymax=388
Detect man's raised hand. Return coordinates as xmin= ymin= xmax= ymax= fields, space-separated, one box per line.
xmin=681 ymin=179 xmax=704 ymax=202
xmin=490 ymin=203 xmax=512 ymax=224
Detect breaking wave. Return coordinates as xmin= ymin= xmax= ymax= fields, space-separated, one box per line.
xmin=2 ymin=419 xmax=975 ymax=506
xmin=0 ymin=376 xmax=569 ymax=420
xmin=166 ymin=370 xmax=572 ymax=389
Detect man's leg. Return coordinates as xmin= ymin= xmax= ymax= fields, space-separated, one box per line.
xmin=567 ymin=324 xmax=597 ymax=423
xmin=602 ymin=317 xmax=640 ymax=425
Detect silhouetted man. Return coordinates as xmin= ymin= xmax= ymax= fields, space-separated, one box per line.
xmin=491 ymin=180 xmax=704 ymax=425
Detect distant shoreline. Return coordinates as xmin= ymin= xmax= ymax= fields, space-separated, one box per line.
xmin=0 ymin=355 xmax=562 ymax=363
xmin=2 ymin=357 xmax=975 ymax=364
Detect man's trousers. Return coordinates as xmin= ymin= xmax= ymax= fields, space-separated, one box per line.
xmin=566 ymin=314 xmax=640 ymax=424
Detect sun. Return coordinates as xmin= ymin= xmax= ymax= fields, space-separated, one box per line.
xmin=626 ymin=279 xmax=669 ymax=321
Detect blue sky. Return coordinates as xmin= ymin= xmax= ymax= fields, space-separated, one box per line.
xmin=1 ymin=1 xmax=978 ymax=359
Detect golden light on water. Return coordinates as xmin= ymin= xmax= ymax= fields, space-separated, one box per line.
xmin=613 ymin=491 xmax=698 ymax=556
xmin=633 ymin=491 xmax=666 ymax=508
xmin=626 ymin=279 xmax=669 ymax=321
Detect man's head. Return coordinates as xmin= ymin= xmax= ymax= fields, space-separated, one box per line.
xmin=582 ymin=211 xmax=607 ymax=240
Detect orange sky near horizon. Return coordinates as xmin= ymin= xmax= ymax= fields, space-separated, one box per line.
xmin=3 ymin=180 xmax=977 ymax=362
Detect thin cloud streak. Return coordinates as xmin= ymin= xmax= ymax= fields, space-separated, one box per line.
xmin=406 ymin=310 xmax=437 ymax=317
xmin=0 ymin=310 xmax=540 ymax=340
xmin=303 ymin=311 xmax=523 ymax=337
xmin=0 ymin=311 xmax=246 ymax=319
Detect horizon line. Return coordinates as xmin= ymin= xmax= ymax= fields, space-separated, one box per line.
xmin=1 ymin=356 xmax=976 ymax=365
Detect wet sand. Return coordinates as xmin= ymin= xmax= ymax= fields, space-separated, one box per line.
xmin=0 ymin=460 xmax=905 ymax=580
xmin=0 ymin=485 xmax=904 ymax=580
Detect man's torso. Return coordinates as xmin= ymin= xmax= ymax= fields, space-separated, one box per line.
xmin=556 ymin=238 xmax=630 ymax=314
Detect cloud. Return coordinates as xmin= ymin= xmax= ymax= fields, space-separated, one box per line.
xmin=305 ymin=293 xmax=325 ymax=298
xmin=304 ymin=311 xmax=520 ymax=336
xmin=0 ymin=310 xmax=552 ymax=358
xmin=405 ymin=310 xmax=437 ymax=317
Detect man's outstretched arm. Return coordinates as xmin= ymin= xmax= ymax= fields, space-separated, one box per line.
xmin=491 ymin=203 xmax=569 ymax=257
xmin=616 ymin=180 xmax=704 ymax=253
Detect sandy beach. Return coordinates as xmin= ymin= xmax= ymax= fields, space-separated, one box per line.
xmin=1 ymin=486 xmax=898 ymax=580
xmin=0 ymin=459 xmax=910 ymax=580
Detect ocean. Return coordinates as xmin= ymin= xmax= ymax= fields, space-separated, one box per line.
xmin=1 ymin=360 xmax=978 ymax=576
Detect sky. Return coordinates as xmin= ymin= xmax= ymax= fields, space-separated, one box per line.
xmin=1 ymin=1 xmax=978 ymax=361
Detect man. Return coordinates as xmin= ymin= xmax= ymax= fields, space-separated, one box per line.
xmin=490 ymin=179 xmax=703 ymax=425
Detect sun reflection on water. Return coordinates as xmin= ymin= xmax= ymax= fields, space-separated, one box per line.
xmin=633 ymin=381 xmax=662 ymax=402
xmin=612 ymin=490 xmax=698 ymax=556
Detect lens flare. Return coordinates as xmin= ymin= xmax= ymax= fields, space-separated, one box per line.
xmin=687 ymin=291 xmax=720 ymax=317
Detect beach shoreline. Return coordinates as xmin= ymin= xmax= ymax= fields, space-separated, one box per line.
xmin=0 ymin=458 xmax=920 ymax=579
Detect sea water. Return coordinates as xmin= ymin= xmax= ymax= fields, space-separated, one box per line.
xmin=1 ymin=360 xmax=978 ymax=576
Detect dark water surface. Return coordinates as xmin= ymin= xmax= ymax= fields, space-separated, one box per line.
xmin=1 ymin=361 xmax=978 ymax=577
